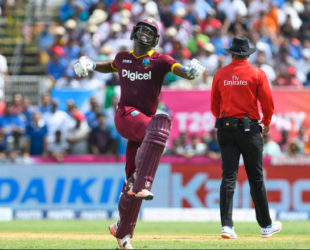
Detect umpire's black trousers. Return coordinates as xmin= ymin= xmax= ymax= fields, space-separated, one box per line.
xmin=217 ymin=123 xmax=272 ymax=228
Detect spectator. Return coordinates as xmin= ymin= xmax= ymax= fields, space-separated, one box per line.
xmin=28 ymin=0 xmax=310 ymax=92
xmin=0 ymin=130 xmax=7 ymax=162
xmin=186 ymin=134 xmax=207 ymax=157
xmin=67 ymin=111 xmax=90 ymax=154
xmin=6 ymin=130 xmax=25 ymax=162
xmin=200 ymin=11 xmax=222 ymax=36
xmin=10 ymin=93 xmax=23 ymax=116
xmin=66 ymin=99 xmax=76 ymax=115
xmin=210 ymin=28 xmax=231 ymax=56
xmin=63 ymin=37 xmax=80 ymax=61
xmin=0 ymin=103 xmax=25 ymax=138
xmin=0 ymin=97 xmax=5 ymax=116
xmin=276 ymin=66 xmax=303 ymax=88
xmin=304 ymin=129 xmax=310 ymax=155
xmin=89 ymin=113 xmax=114 ymax=156
xmin=85 ymin=96 xmax=101 ymax=129
xmin=165 ymin=138 xmax=181 ymax=156
xmin=218 ymin=0 xmax=247 ymax=23
xmin=46 ymin=45 xmax=69 ymax=86
xmin=286 ymin=140 xmax=301 ymax=157
xmin=198 ymin=43 xmax=219 ymax=86
xmin=55 ymin=66 xmax=80 ymax=88
xmin=59 ymin=0 xmax=76 ymax=21
xmin=293 ymin=126 xmax=308 ymax=154
xmin=175 ymin=131 xmax=191 ymax=157
xmin=263 ymin=133 xmax=281 ymax=157
xmin=36 ymin=23 xmax=55 ymax=65
xmin=187 ymin=25 xmax=209 ymax=56
xmin=255 ymin=50 xmax=276 ymax=87
xmin=296 ymin=47 xmax=310 ymax=86
xmin=205 ymin=129 xmax=221 ymax=160
xmin=43 ymin=100 xmax=73 ymax=144
xmin=0 ymin=48 xmax=8 ymax=100
xmin=48 ymin=130 xmax=68 ymax=163
xmin=39 ymin=93 xmax=53 ymax=115
xmin=22 ymin=96 xmax=36 ymax=125
xmin=25 ymin=112 xmax=48 ymax=156
xmin=279 ymin=130 xmax=289 ymax=152
xmin=110 ymin=0 xmax=132 ymax=17
xmin=79 ymin=70 xmax=104 ymax=92
xmin=171 ymin=16 xmax=191 ymax=48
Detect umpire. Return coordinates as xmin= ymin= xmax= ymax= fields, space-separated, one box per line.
xmin=211 ymin=36 xmax=281 ymax=239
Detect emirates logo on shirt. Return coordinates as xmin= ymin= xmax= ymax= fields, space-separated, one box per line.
xmin=224 ymin=75 xmax=248 ymax=86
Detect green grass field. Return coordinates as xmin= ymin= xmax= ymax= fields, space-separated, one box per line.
xmin=0 ymin=220 xmax=309 ymax=249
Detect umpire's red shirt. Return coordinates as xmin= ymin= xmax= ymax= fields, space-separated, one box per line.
xmin=211 ymin=59 xmax=274 ymax=126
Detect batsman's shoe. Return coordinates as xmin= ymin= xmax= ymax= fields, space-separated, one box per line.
xmin=221 ymin=226 xmax=238 ymax=239
xmin=108 ymin=222 xmax=118 ymax=237
xmin=261 ymin=221 xmax=282 ymax=238
xmin=127 ymin=189 xmax=136 ymax=197
xmin=127 ymin=189 xmax=154 ymax=200
xmin=117 ymin=234 xmax=133 ymax=249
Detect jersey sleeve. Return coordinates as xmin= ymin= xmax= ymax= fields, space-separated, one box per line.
xmin=257 ymin=69 xmax=274 ymax=126
xmin=160 ymin=54 xmax=181 ymax=74
xmin=211 ymin=71 xmax=221 ymax=118
xmin=110 ymin=52 xmax=120 ymax=72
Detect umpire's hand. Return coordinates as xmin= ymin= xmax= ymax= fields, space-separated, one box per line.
xmin=262 ymin=125 xmax=270 ymax=134
xmin=259 ymin=121 xmax=270 ymax=134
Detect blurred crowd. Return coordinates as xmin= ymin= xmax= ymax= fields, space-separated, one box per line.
xmin=0 ymin=91 xmax=310 ymax=163
xmin=1 ymin=0 xmax=310 ymax=163
xmin=262 ymin=127 xmax=310 ymax=157
xmin=0 ymin=92 xmax=127 ymax=163
xmin=166 ymin=125 xmax=310 ymax=159
xmin=32 ymin=0 xmax=310 ymax=90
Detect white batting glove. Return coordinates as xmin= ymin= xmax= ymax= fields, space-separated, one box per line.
xmin=73 ymin=56 xmax=96 ymax=77
xmin=184 ymin=58 xmax=206 ymax=79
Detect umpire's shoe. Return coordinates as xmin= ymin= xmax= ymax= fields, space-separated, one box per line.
xmin=261 ymin=221 xmax=282 ymax=238
xmin=221 ymin=226 xmax=238 ymax=239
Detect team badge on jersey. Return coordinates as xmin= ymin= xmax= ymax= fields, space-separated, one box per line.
xmin=142 ymin=58 xmax=150 ymax=68
xmin=131 ymin=110 xmax=140 ymax=116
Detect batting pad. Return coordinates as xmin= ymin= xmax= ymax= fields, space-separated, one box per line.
xmin=116 ymin=175 xmax=142 ymax=239
xmin=133 ymin=114 xmax=171 ymax=193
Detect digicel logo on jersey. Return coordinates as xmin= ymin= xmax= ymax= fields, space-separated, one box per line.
xmin=122 ymin=69 xmax=151 ymax=81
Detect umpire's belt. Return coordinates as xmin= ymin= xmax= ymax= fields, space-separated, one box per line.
xmin=215 ymin=117 xmax=258 ymax=130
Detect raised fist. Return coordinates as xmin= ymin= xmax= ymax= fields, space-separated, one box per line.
xmin=184 ymin=58 xmax=206 ymax=80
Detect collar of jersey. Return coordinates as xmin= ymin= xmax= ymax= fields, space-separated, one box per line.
xmin=231 ymin=59 xmax=250 ymax=65
xmin=129 ymin=49 xmax=154 ymax=58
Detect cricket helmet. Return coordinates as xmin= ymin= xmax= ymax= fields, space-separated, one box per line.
xmin=130 ymin=18 xmax=160 ymax=47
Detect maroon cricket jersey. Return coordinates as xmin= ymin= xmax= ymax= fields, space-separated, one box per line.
xmin=111 ymin=49 xmax=179 ymax=116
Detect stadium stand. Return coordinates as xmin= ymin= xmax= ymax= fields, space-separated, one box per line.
xmin=0 ymin=0 xmax=310 ymax=163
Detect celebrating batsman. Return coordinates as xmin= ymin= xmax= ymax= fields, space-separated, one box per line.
xmin=74 ymin=18 xmax=205 ymax=249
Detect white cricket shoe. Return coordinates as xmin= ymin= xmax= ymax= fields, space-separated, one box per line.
xmin=221 ymin=226 xmax=238 ymax=239
xmin=261 ymin=221 xmax=282 ymax=238
xmin=135 ymin=189 xmax=154 ymax=200
xmin=117 ymin=234 xmax=133 ymax=249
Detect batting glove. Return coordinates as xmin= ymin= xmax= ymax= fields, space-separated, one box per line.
xmin=184 ymin=58 xmax=206 ymax=79
xmin=73 ymin=56 xmax=96 ymax=77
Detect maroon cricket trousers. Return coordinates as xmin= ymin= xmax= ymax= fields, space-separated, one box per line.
xmin=114 ymin=105 xmax=152 ymax=238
